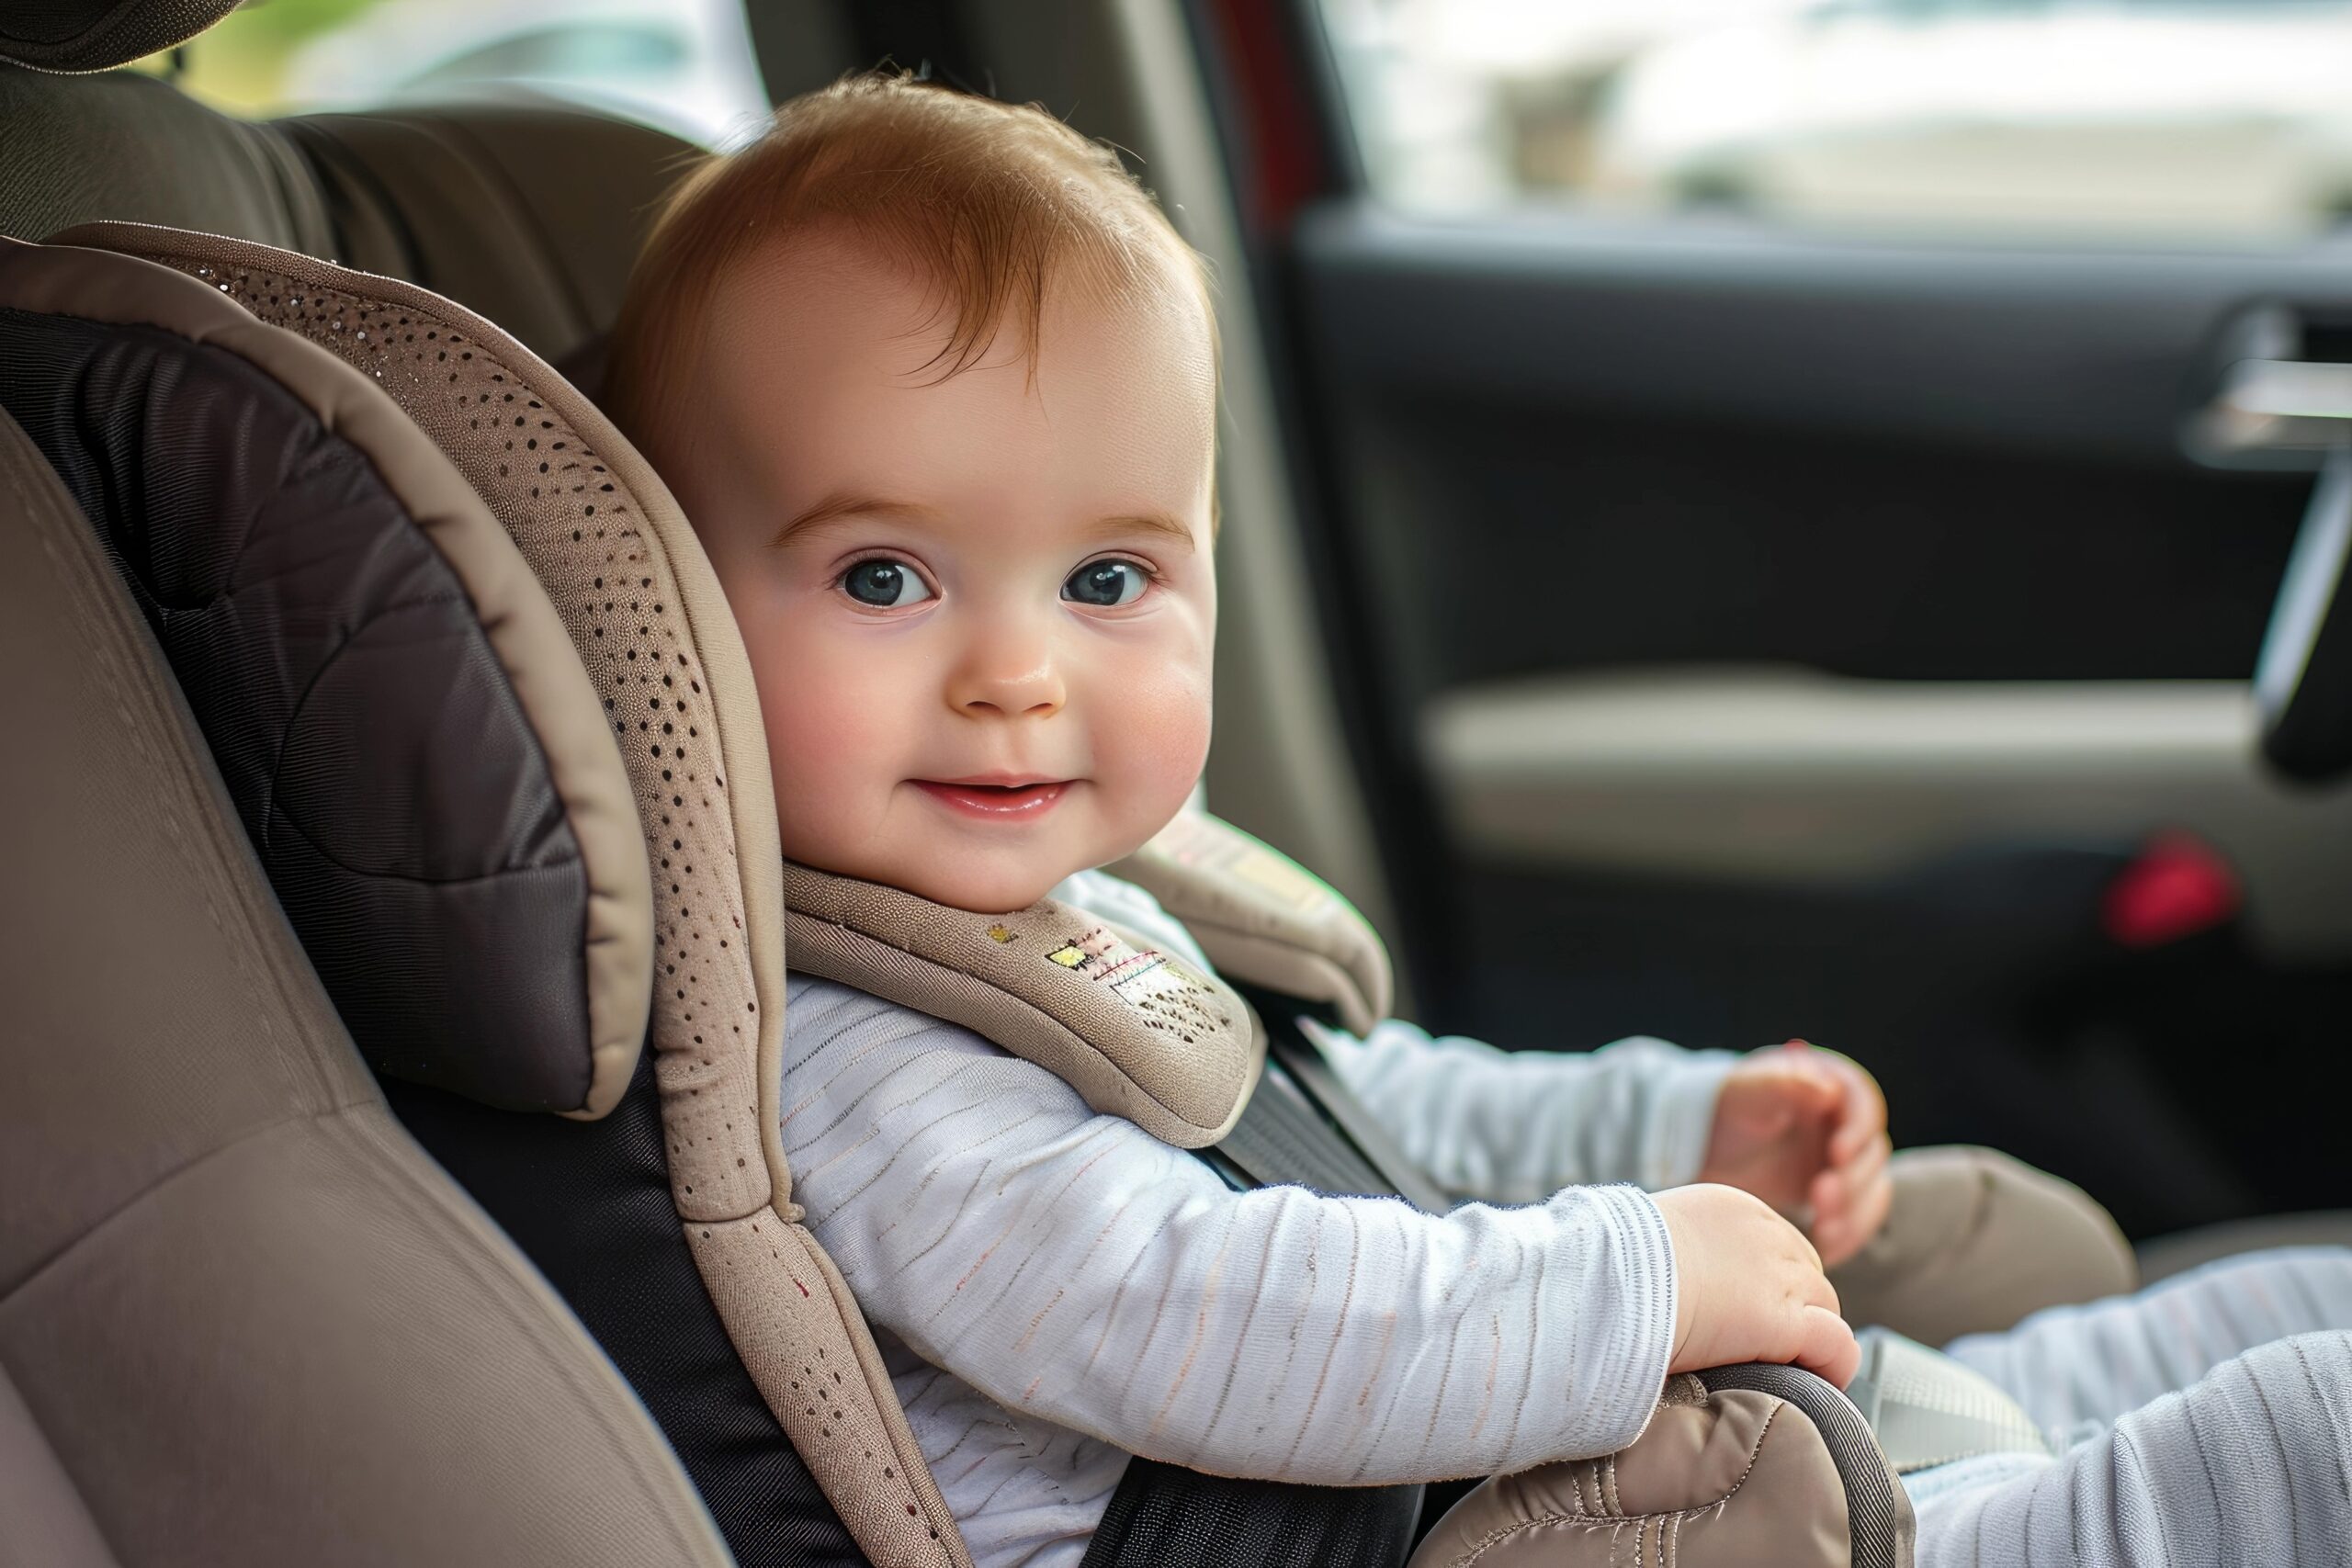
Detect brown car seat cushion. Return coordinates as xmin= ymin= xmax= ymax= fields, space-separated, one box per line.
xmin=0 ymin=236 xmax=651 ymax=1117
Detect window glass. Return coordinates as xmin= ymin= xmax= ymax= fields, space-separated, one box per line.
xmin=131 ymin=0 xmax=769 ymax=147
xmin=1317 ymin=0 xmax=2352 ymax=243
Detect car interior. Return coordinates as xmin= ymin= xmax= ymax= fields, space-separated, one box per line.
xmin=6 ymin=1 xmax=2351 ymax=1564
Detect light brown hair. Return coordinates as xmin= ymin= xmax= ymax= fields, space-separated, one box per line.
xmin=605 ymin=70 xmax=1216 ymax=483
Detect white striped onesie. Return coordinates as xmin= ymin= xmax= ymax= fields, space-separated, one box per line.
xmin=779 ymin=867 xmax=1736 ymax=1568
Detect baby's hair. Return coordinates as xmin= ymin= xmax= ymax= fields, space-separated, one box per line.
xmin=606 ymin=70 xmax=1217 ymax=480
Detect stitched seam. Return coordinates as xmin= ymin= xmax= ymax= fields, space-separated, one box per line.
xmin=1450 ymin=1404 xmax=1786 ymax=1567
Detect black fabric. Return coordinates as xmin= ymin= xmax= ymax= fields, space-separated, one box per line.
xmin=1082 ymin=1459 xmax=1422 ymax=1568
xmin=0 ymin=0 xmax=236 ymax=72
xmin=385 ymin=1056 xmax=869 ymax=1567
xmin=0 ymin=304 xmax=597 ymax=1112
xmin=1699 ymin=1363 xmax=1912 ymax=1568
xmin=1080 ymin=995 xmax=1429 ymax=1568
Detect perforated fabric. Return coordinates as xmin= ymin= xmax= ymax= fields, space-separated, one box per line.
xmin=54 ymin=220 xmax=969 ymax=1568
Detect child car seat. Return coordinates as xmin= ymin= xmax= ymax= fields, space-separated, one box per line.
xmin=0 ymin=210 xmax=1940 ymax=1568
xmin=0 ymin=10 xmax=2092 ymax=1563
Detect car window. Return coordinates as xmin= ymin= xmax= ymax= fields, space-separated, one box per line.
xmin=1316 ymin=0 xmax=2352 ymax=245
xmin=130 ymin=0 xmax=769 ymax=147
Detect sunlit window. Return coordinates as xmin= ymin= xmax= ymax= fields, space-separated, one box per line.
xmin=1317 ymin=0 xmax=2352 ymax=243
xmin=131 ymin=0 xmax=770 ymax=147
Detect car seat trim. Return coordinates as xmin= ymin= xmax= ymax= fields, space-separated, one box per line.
xmin=51 ymin=220 xmax=970 ymax=1568
xmin=0 ymin=233 xmax=654 ymax=1119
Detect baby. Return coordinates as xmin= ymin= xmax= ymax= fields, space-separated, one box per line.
xmin=608 ymin=73 xmax=2352 ymax=1568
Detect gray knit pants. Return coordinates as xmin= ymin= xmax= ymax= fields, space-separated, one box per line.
xmin=1911 ymin=1247 xmax=2352 ymax=1567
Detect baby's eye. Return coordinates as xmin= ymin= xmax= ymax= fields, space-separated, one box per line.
xmin=1062 ymin=558 xmax=1151 ymax=608
xmin=840 ymin=558 xmax=935 ymax=609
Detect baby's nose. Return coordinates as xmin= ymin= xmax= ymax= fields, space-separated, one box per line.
xmin=948 ymin=649 xmax=1066 ymax=719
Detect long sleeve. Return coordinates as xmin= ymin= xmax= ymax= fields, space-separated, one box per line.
xmin=1316 ymin=1019 xmax=1736 ymax=1203
xmin=783 ymin=974 xmax=1679 ymax=1488
xmin=1055 ymin=864 xmax=1735 ymax=1203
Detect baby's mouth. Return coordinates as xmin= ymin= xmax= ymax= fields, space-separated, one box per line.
xmin=910 ymin=776 xmax=1073 ymax=819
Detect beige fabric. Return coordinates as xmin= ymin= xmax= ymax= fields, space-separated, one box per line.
xmin=1830 ymin=1146 xmax=2136 ymax=1348
xmin=0 ymin=69 xmax=684 ymax=367
xmin=54 ymin=221 xmax=969 ymax=1567
xmin=4 ymin=232 xmax=654 ymax=1120
xmin=0 ymin=1364 xmax=117 ymax=1568
xmin=0 ymin=68 xmax=334 ymax=256
xmin=1408 ymin=1377 xmax=1856 ymax=1568
xmin=0 ymin=405 xmax=728 ymax=1566
xmin=285 ymin=106 xmax=693 ymax=365
xmin=1112 ymin=809 xmax=1393 ymax=1036
xmin=784 ymin=863 xmax=1264 ymax=1148
xmin=0 ymin=0 xmax=237 ymax=73
xmin=2137 ymin=1210 xmax=2352 ymax=1284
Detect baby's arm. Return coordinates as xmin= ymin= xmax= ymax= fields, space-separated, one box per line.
xmin=785 ymin=976 xmax=1680 ymax=1485
xmin=1316 ymin=1019 xmax=1736 ymax=1202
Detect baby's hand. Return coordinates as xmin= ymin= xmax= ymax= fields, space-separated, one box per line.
xmin=1655 ymin=1183 xmax=1860 ymax=1388
xmin=1696 ymin=1040 xmax=1893 ymax=1269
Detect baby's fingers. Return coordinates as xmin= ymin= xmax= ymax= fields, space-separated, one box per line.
xmin=1809 ymin=1133 xmax=1892 ymax=1267
xmin=1825 ymin=1057 xmax=1887 ymax=1166
xmin=1792 ymin=1304 xmax=1861 ymax=1389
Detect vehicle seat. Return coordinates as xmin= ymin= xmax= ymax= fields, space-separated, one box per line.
xmin=0 ymin=7 xmax=692 ymax=370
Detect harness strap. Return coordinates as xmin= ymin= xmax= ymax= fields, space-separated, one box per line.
xmin=1080 ymin=989 xmax=1438 ymax=1568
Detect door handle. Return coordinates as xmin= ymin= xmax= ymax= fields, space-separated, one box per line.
xmin=2191 ymin=358 xmax=2352 ymax=459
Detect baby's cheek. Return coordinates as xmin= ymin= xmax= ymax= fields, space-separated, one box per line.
xmin=1099 ymin=650 xmax=1213 ymax=809
xmin=759 ymin=641 xmax=907 ymax=846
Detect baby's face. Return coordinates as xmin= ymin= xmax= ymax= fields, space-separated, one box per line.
xmin=678 ymin=238 xmax=1218 ymax=911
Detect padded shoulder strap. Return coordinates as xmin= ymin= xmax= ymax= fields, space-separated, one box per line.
xmin=1109 ymin=813 xmax=1393 ymax=1038
xmin=782 ymin=863 xmax=1264 ymax=1148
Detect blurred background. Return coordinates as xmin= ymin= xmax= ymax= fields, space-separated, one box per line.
xmin=146 ymin=0 xmax=2352 ymax=244
xmin=112 ymin=0 xmax=2352 ymax=1240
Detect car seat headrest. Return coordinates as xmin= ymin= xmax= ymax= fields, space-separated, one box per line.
xmin=0 ymin=234 xmax=653 ymax=1118
xmin=51 ymin=220 xmax=969 ymax=1565
xmin=1 ymin=0 xmax=242 ymax=72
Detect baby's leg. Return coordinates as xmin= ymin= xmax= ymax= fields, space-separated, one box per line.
xmin=1916 ymin=1329 xmax=2352 ymax=1568
xmin=1940 ymin=1247 xmax=2352 ymax=1438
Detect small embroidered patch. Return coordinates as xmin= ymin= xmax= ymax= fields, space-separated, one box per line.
xmin=1046 ymin=945 xmax=1087 ymax=967
xmin=986 ymin=923 xmax=1016 ymax=943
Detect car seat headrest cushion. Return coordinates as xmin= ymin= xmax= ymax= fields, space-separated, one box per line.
xmin=1 ymin=0 xmax=243 ymax=73
xmin=0 ymin=236 xmax=653 ymax=1117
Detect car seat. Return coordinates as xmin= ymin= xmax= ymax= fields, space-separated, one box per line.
xmin=2 ymin=201 xmax=1939 ymax=1567
xmin=0 ymin=7 xmax=2144 ymax=1566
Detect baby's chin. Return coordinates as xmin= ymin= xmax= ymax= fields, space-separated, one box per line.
xmin=786 ymin=837 xmax=1092 ymax=915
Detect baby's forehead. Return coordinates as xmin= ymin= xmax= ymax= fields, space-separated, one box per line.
xmin=684 ymin=233 xmax=1216 ymax=527
xmin=702 ymin=230 xmax=1212 ymax=389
